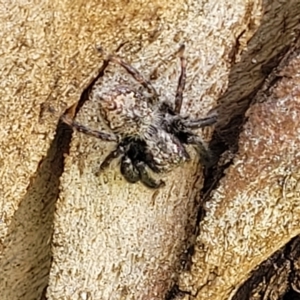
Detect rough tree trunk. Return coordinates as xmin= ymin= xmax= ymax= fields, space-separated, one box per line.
xmin=0 ymin=0 xmax=299 ymax=299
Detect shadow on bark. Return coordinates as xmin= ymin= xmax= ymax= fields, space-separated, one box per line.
xmin=0 ymin=121 xmax=72 ymax=300
xmin=233 ymin=236 xmax=300 ymax=300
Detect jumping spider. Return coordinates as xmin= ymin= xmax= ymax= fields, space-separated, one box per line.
xmin=62 ymin=45 xmax=217 ymax=188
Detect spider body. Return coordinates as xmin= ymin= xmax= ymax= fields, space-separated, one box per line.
xmin=62 ymin=45 xmax=217 ymax=188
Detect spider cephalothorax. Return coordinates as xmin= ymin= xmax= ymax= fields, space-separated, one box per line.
xmin=62 ymin=45 xmax=217 ymax=188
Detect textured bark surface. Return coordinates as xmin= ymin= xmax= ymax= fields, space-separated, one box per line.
xmin=0 ymin=0 xmax=300 ymax=299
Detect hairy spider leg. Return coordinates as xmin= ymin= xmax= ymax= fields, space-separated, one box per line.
xmin=135 ymin=161 xmax=165 ymax=189
xmin=174 ymin=44 xmax=187 ymax=114
xmin=187 ymin=135 xmax=215 ymax=167
xmin=96 ymin=145 xmax=125 ymax=175
xmin=61 ymin=115 xmax=117 ymax=142
xmin=185 ymin=114 xmax=217 ymax=129
xmin=107 ymin=55 xmax=159 ymax=103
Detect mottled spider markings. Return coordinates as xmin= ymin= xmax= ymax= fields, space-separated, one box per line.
xmin=61 ymin=45 xmax=217 ymax=188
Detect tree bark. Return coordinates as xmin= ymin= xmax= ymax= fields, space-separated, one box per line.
xmin=178 ymin=33 xmax=300 ymax=300
xmin=0 ymin=0 xmax=299 ymax=299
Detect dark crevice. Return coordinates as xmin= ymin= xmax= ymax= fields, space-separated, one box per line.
xmin=283 ymin=290 xmax=300 ymax=300
xmin=165 ymin=284 xmax=191 ymax=300
xmin=37 ymin=121 xmax=73 ymax=300
xmin=232 ymin=236 xmax=300 ymax=300
xmin=0 ymin=119 xmax=72 ymax=299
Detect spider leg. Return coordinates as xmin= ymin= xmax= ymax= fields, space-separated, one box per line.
xmin=61 ymin=115 xmax=117 ymax=142
xmin=135 ymin=161 xmax=165 ymax=189
xmin=97 ymin=144 xmax=125 ymax=175
xmin=120 ymin=156 xmax=140 ymax=183
xmin=184 ymin=114 xmax=217 ymax=129
xmin=107 ymin=55 xmax=158 ymax=102
xmin=186 ymin=134 xmax=215 ymax=167
xmin=174 ymin=44 xmax=187 ymax=114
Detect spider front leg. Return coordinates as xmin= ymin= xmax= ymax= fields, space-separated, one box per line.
xmin=174 ymin=44 xmax=187 ymax=113
xmin=106 ymin=54 xmax=158 ymax=103
xmin=187 ymin=134 xmax=215 ymax=167
xmin=95 ymin=144 xmax=125 ymax=176
xmin=61 ymin=115 xmax=117 ymax=142
xmin=184 ymin=114 xmax=217 ymax=129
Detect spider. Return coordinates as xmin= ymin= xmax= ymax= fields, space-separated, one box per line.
xmin=61 ymin=45 xmax=217 ymax=188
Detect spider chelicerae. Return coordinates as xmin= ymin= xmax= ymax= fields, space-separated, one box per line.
xmin=62 ymin=45 xmax=217 ymax=188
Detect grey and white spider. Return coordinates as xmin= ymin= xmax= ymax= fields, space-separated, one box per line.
xmin=62 ymin=45 xmax=217 ymax=188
